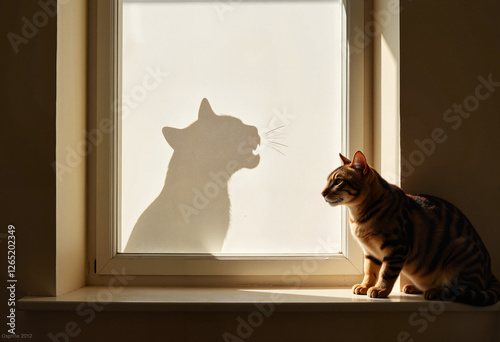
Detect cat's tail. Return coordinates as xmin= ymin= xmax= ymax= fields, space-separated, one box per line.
xmin=455 ymin=275 xmax=500 ymax=306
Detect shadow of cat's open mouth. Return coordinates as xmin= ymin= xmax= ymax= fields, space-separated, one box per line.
xmin=246 ymin=137 xmax=261 ymax=169
xmin=252 ymin=143 xmax=262 ymax=156
xmin=239 ymin=132 xmax=261 ymax=170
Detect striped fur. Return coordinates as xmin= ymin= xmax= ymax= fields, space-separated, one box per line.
xmin=321 ymin=151 xmax=500 ymax=306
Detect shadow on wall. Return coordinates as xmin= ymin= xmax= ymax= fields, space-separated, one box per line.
xmin=124 ymin=98 xmax=261 ymax=253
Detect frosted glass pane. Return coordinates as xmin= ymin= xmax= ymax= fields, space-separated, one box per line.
xmin=120 ymin=0 xmax=343 ymax=254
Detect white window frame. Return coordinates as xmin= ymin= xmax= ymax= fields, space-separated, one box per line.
xmin=87 ymin=0 xmax=372 ymax=286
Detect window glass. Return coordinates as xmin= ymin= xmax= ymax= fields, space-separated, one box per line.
xmin=120 ymin=0 xmax=343 ymax=254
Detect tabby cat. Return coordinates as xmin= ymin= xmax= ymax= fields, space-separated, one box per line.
xmin=321 ymin=151 xmax=500 ymax=306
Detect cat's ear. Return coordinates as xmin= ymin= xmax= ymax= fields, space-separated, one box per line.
xmin=339 ymin=153 xmax=351 ymax=165
xmin=162 ymin=126 xmax=182 ymax=149
xmin=351 ymin=151 xmax=369 ymax=175
xmin=198 ymin=98 xmax=216 ymax=121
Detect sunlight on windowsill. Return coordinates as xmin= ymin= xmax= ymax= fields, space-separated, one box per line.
xmin=18 ymin=287 xmax=500 ymax=312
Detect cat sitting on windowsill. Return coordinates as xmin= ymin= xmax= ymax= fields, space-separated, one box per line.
xmin=322 ymin=151 xmax=500 ymax=306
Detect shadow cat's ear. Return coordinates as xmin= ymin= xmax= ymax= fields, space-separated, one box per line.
xmin=351 ymin=151 xmax=369 ymax=175
xmin=198 ymin=98 xmax=216 ymax=120
xmin=162 ymin=127 xmax=182 ymax=149
xmin=339 ymin=153 xmax=351 ymax=165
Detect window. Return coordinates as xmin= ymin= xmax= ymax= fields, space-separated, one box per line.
xmin=89 ymin=0 xmax=369 ymax=283
xmin=120 ymin=0 xmax=342 ymax=254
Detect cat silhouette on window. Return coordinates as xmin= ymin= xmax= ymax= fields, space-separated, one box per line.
xmin=124 ymin=98 xmax=261 ymax=253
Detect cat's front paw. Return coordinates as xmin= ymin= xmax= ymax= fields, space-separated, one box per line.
xmin=352 ymin=284 xmax=369 ymax=295
xmin=423 ymin=288 xmax=443 ymax=300
xmin=367 ymin=286 xmax=391 ymax=298
xmin=403 ymin=284 xmax=423 ymax=294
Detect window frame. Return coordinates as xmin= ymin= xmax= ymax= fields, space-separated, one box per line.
xmin=87 ymin=0 xmax=371 ymax=285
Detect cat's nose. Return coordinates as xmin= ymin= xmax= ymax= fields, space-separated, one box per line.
xmin=321 ymin=190 xmax=328 ymax=197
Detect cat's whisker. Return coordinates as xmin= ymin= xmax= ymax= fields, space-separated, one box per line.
xmin=265 ymin=125 xmax=285 ymax=135
xmin=263 ymin=142 xmax=286 ymax=156
xmin=265 ymin=132 xmax=287 ymax=139
xmin=267 ymin=141 xmax=288 ymax=148
xmin=268 ymin=145 xmax=286 ymax=156
xmin=264 ymin=118 xmax=274 ymax=130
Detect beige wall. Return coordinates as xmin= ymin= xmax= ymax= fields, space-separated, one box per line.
xmin=0 ymin=0 xmax=87 ymax=298
xmin=0 ymin=0 xmax=57 ymax=296
xmin=400 ymin=0 xmax=500 ymax=278
xmin=56 ymin=0 xmax=87 ymax=296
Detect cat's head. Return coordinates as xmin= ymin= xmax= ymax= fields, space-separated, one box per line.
xmin=162 ymin=98 xmax=261 ymax=172
xmin=321 ymin=151 xmax=374 ymax=207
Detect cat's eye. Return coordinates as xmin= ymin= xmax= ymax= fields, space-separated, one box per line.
xmin=333 ymin=179 xmax=343 ymax=186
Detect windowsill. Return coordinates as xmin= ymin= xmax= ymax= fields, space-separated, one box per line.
xmin=18 ymin=287 xmax=500 ymax=312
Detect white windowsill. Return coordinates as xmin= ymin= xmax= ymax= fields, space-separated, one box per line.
xmin=18 ymin=287 xmax=500 ymax=312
